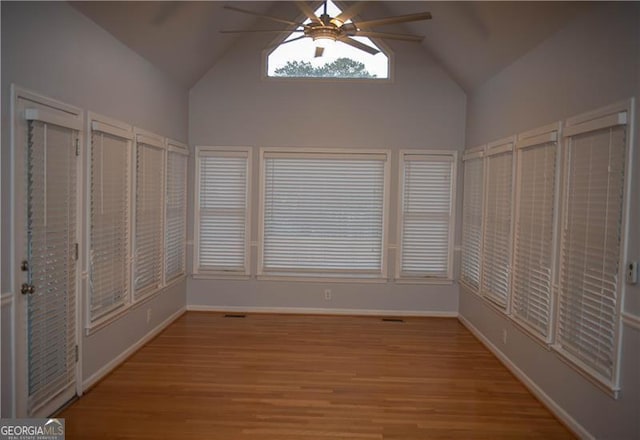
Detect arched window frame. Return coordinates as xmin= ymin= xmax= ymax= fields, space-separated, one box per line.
xmin=262 ymin=0 xmax=394 ymax=82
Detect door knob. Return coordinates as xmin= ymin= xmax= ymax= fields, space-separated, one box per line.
xmin=21 ymin=283 xmax=35 ymax=295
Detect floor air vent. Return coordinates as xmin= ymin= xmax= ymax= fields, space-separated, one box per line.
xmin=224 ymin=314 xmax=246 ymax=318
xmin=382 ymin=318 xmax=405 ymax=323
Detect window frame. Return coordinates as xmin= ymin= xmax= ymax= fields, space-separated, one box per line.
xmin=460 ymin=99 xmax=635 ymax=397
xmin=164 ymin=139 xmax=189 ymax=284
xmin=262 ymin=1 xmax=394 ymax=83
xmin=257 ymin=147 xmax=391 ymax=281
xmin=395 ymin=149 xmax=457 ymax=283
xmin=84 ymin=112 xmax=135 ymax=331
xmin=132 ymin=128 xmax=166 ymax=302
xmin=460 ymin=145 xmax=486 ymax=293
xmin=510 ymin=123 xmax=562 ymax=344
xmin=12 ymin=87 xmax=84 ymax=417
xmin=480 ymin=136 xmax=516 ymax=312
xmin=552 ymin=99 xmax=634 ymax=396
xmin=193 ymin=146 xmax=252 ymax=278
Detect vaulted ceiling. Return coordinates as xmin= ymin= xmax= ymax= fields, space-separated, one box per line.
xmin=71 ymin=1 xmax=591 ymax=91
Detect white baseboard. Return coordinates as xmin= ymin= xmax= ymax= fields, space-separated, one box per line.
xmin=82 ymin=306 xmax=186 ymax=392
xmin=458 ymin=315 xmax=594 ymax=440
xmin=186 ymin=304 xmax=458 ymax=318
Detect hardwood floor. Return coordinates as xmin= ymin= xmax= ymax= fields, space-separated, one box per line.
xmin=60 ymin=312 xmax=574 ymax=439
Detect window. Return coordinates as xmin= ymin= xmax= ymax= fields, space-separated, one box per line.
xmin=88 ymin=116 xmax=133 ymax=322
xmin=460 ymin=148 xmax=484 ymax=291
xmin=133 ymin=132 xmax=165 ymax=299
xmin=459 ymin=100 xmax=633 ymax=394
xmin=259 ymin=149 xmax=389 ymax=278
xmin=555 ymin=102 xmax=631 ymax=391
xmin=266 ymin=0 xmax=389 ymax=79
xmin=194 ymin=147 xmax=251 ymax=275
xmin=511 ymin=125 xmax=560 ymax=342
xmin=165 ymin=141 xmax=189 ymax=282
xmin=397 ymin=151 xmax=456 ymax=280
xmin=481 ymin=138 xmax=515 ymax=310
xmin=22 ymin=104 xmax=82 ymax=415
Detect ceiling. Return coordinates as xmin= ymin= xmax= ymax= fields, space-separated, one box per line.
xmin=71 ymin=1 xmax=591 ymax=91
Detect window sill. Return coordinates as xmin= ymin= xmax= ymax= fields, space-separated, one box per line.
xmin=394 ymin=277 xmax=454 ymax=285
xmin=191 ymin=272 xmax=251 ymax=281
xmin=257 ymin=274 xmax=388 ymax=284
xmin=165 ymin=273 xmax=187 ymax=286
xmin=85 ymin=278 xmax=185 ymax=336
xmin=264 ymin=75 xmax=392 ymax=84
xmin=132 ymin=286 xmax=163 ymax=307
xmin=464 ymin=290 xmax=621 ymax=397
xmin=459 ymin=279 xmax=481 ymax=294
xmin=551 ymin=344 xmax=621 ymax=399
xmin=479 ymin=292 xmax=509 ymax=315
xmin=132 ymin=278 xmax=184 ymax=308
xmin=507 ymin=315 xmax=553 ymax=351
xmin=85 ymin=303 xmax=130 ymax=336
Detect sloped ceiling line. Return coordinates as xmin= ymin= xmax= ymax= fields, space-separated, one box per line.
xmin=71 ymin=1 xmax=589 ymax=91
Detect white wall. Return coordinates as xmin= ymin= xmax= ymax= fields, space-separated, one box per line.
xmin=1 ymin=1 xmax=188 ymax=417
xmin=188 ymin=3 xmax=466 ymax=315
xmin=462 ymin=3 xmax=640 ymax=439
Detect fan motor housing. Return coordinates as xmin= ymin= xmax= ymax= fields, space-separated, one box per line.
xmin=305 ymin=26 xmax=340 ymax=41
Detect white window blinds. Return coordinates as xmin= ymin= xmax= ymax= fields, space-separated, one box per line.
xmin=512 ymin=133 xmax=558 ymax=341
xmin=196 ymin=149 xmax=250 ymax=274
xmin=261 ymin=151 xmax=387 ymax=276
xmin=89 ymin=127 xmax=132 ymax=321
xmin=25 ymin=116 xmax=78 ymax=415
xmin=165 ymin=147 xmax=188 ymax=282
xmin=481 ymin=143 xmax=514 ymax=309
xmin=134 ymin=137 xmax=165 ymax=298
xmin=556 ymin=116 xmax=628 ymax=387
xmin=398 ymin=152 xmax=455 ymax=279
xmin=461 ymin=152 xmax=484 ymax=290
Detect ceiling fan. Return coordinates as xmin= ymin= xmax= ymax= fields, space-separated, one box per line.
xmin=221 ymin=1 xmax=432 ymax=57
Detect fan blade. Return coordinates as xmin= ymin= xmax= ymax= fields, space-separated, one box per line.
xmin=338 ymin=37 xmax=379 ymax=55
xmin=334 ymin=1 xmax=367 ymax=24
xmin=223 ymin=5 xmax=300 ymax=27
xmin=314 ymin=46 xmax=325 ymax=58
xmin=356 ymin=12 xmax=432 ymax=29
xmin=295 ymin=1 xmax=321 ymax=24
xmin=356 ymin=31 xmax=424 ymax=42
xmin=266 ymin=35 xmax=307 ymax=49
xmin=220 ymin=29 xmax=305 ymax=34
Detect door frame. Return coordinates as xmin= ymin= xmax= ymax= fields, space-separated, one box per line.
xmin=11 ymin=85 xmax=84 ymax=417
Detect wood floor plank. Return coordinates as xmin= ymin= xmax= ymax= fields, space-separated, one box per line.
xmin=60 ymin=313 xmax=575 ymax=439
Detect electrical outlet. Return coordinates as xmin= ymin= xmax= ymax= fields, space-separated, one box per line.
xmin=146 ymin=308 xmax=152 ymax=324
xmin=502 ymin=329 xmax=508 ymax=345
xmin=324 ymin=289 xmax=332 ymax=300
xmin=627 ymin=261 xmax=638 ymax=284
